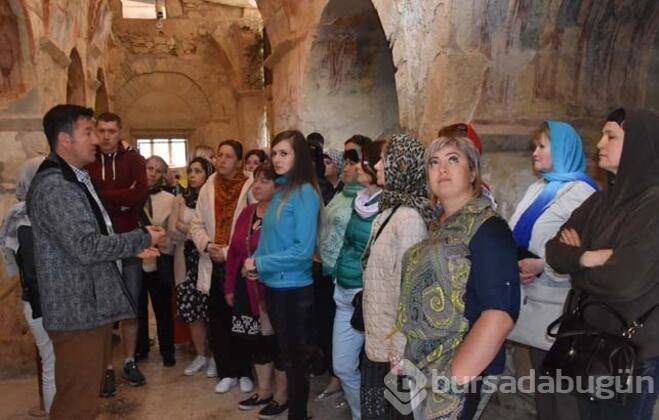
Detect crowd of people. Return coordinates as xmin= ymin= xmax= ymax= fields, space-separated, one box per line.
xmin=0 ymin=103 xmax=658 ymax=420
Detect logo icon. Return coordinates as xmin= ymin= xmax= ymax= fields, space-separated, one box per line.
xmin=384 ymin=359 xmax=428 ymax=415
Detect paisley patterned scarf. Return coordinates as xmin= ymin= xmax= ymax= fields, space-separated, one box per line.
xmin=397 ymin=197 xmax=496 ymax=419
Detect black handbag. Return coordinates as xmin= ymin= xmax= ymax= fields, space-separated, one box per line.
xmin=350 ymin=291 xmax=365 ymax=331
xmin=350 ymin=205 xmax=400 ymax=332
xmin=542 ymin=289 xmax=657 ymax=405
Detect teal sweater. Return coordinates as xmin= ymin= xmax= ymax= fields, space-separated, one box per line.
xmin=254 ymin=178 xmax=321 ymax=289
xmin=334 ymin=191 xmax=381 ymax=289
xmin=319 ymin=181 xmax=362 ymax=276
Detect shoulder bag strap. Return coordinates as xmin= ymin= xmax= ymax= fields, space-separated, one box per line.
xmin=372 ymin=205 xmax=401 ymax=244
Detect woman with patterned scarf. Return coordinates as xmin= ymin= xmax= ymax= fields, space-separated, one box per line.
xmin=170 ymin=157 xmax=215 ymax=376
xmin=396 ymin=136 xmax=520 ymax=420
xmin=190 ymin=140 xmax=255 ymax=394
xmin=360 ymin=134 xmax=432 ymax=419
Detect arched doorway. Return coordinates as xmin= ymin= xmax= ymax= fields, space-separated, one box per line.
xmin=66 ymin=48 xmax=85 ymax=105
xmin=300 ymin=0 xmax=399 ymax=148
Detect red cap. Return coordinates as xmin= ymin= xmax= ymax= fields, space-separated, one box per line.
xmin=466 ymin=123 xmax=482 ymax=154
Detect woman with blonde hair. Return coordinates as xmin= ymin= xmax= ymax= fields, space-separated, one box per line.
xmin=396 ymin=135 xmax=520 ymax=420
xmin=507 ymin=121 xmax=597 ymax=420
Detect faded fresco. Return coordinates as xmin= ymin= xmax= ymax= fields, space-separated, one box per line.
xmin=0 ymin=2 xmax=22 ymax=99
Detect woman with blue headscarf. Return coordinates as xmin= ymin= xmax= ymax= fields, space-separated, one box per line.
xmin=507 ymin=121 xmax=598 ymax=420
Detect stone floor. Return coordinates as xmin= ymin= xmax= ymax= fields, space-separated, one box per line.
xmin=0 ymin=349 xmax=537 ymax=420
xmin=0 ymin=335 xmax=538 ymax=420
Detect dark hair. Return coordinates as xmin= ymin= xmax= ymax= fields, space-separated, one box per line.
xmin=307 ymin=132 xmax=324 ymax=147
xmin=344 ymin=134 xmax=371 ymax=148
xmin=606 ymin=108 xmax=626 ymax=125
xmin=307 ymin=138 xmax=326 ymax=180
xmin=245 ymin=148 xmax=268 ymax=164
xmin=97 ymin=112 xmax=122 ymax=129
xmin=217 ymin=139 xmax=244 ymax=160
xmin=437 ymin=123 xmax=468 ymax=138
xmin=253 ymin=162 xmax=277 ymax=182
xmin=361 ymin=140 xmax=386 ymax=184
xmin=438 ymin=123 xmax=483 ymax=154
xmin=184 ymin=157 xmax=214 ymax=208
xmin=188 ymin=156 xmax=214 ymax=179
xmin=43 ymin=104 xmax=95 ymax=151
xmin=271 ymin=130 xmax=320 ymax=198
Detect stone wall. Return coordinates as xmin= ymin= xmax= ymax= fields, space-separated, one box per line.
xmin=108 ymin=0 xmax=265 ymax=154
xmin=256 ymin=0 xmax=657 ymax=210
xmin=0 ymin=0 xmax=114 ymax=379
xmin=0 ymin=0 xmax=267 ymax=379
xmin=297 ymin=0 xmax=399 ymax=146
xmin=259 ymin=0 xmax=659 ymax=145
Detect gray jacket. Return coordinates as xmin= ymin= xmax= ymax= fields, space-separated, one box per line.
xmin=26 ymin=154 xmax=151 ymax=331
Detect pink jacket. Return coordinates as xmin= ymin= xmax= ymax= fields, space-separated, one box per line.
xmin=224 ymin=204 xmax=264 ymax=316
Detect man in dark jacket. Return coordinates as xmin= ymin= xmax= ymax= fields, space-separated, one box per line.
xmin=86 ymin=112 xmax=149 ymax=394
xmin=26 ymin=104 xmax=164 ymax=419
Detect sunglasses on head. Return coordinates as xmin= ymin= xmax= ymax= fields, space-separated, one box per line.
xmin=343 ymin=149 xmax=360 ymax=163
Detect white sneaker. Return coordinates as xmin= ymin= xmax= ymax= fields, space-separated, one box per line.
xmin=206 ymin=358 xmax=218 ymax=378
xmin=215 ymin=377 xmax=238 ymax=394
xmin=239 ymin=376 xmax=254 ymax=393
xmin=183 ymin=356 xmax=208 ymax=376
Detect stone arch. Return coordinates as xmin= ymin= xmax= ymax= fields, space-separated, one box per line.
xmin=299 ymin=0 xmax=399 ymax=148
xmin=111 ymin=57 xmax=236 ymax=114
xmin=66 ymin=48 xmax=85 ymax=105
xmin=94 ymin=68 xmax=109 ymax=114
xmin=114 ymin=71 xmax=212 ymax=133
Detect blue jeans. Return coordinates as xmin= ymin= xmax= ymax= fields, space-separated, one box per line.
xmin=578 ymin=355 xmax=659 ymax=420
xmin=333 ymin=285 xmax=364 ymax=420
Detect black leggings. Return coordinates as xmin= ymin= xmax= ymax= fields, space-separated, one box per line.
xmin=208 ymin=263 xmax=252 ymax=379
xmin=137 ymin=255 xmax=175 ymax=358
xmin=267 ymin=286 xmax=313 ymax=420
xmin=248 ymin=333 xmax=284 ymax=370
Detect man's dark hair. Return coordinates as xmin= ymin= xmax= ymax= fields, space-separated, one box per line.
xmin=307 ymin=132 xmax=324 ymax=147
xmin=96 ymin=112 xmax=123 ymax=129
xmin=43 ymin=104 xmax=95 ymax=151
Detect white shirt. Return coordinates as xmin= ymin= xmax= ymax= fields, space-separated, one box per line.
xmin=508 ymin=179 xmax=596 ymax=286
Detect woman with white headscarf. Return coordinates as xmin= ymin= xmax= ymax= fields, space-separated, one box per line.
xmin=0 ymin=155 xmax=55 ymax=414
